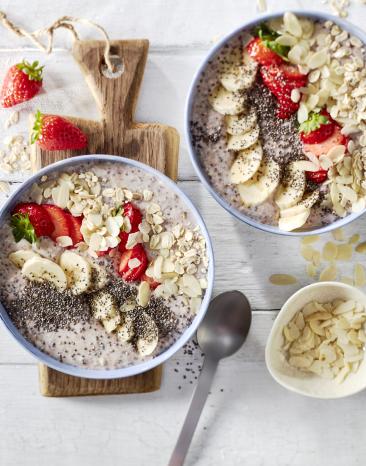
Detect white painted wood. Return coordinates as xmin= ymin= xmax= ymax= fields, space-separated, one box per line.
xmin=1 ymin=1 xmax=366 ymax=465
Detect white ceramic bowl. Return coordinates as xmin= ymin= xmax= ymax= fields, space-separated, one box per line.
xmin=265 ymin=282 xmax=366 ymax=399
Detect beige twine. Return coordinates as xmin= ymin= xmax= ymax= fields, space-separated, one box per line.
xmin=0 ymin=12 xmax=115 ymax=72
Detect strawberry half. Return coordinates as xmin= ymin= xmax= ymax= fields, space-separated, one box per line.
xmin=247 ymin=37 xmax=283 ymax=66
xmin=11 ymin=202 xmax=54 ymax=242
xmin=306 ymin=170 xmax=328 ymax=184
xmin=1 ymin=60 xmax=44 ymax=108
xmin=123 ymin=202 xmax=142 ymax=232
xmin=42 ymin=204 xmax=71 ymax=241
xmin=141 ymin=273 xmax=160 ymax=290
xmin=300 ymin=110 xmax=336 ymax=144
xmin=31 ymin=110 xmax=88 ymax=151
xmin=65 ymin=213 xmax=83 ymax=246
xmin=303 ymin=125 xmax=348 ymax=158
xmin=118 ymin=244 xmax=148 ymax=282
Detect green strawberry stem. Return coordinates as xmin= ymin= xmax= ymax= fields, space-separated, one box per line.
xmin=31 ymin=110 xmax=44 ymax=144
xmin=253 ymin=23 xmax=290 ymax=60
xmin=299 ymin=111 xmax=330 ymax=134
xmin=16 ymin=60 xmax=44 ymax=81
xmin=10 ymin=213 xmax=37 ymax=243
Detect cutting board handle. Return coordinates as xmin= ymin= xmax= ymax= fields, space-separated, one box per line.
xmin=73 ymin=39 xmax=149 ymax=130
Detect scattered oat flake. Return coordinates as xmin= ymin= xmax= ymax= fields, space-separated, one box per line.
xmin=336 ymin=243 xmax=353 ymax=261
xmin=349 ymin=234 xmax=360 ymax=244
xmin=354 ymin=264 xmax=366 ymax=287
xmin=356 ymin=242 xmax=366 ymax=254
xmin=332 ymin=228 xmax=345 ymax=241
xmin=301 ymin=235 xmax=320 ymax=245
xmin=322 ymin=242 xmax=338 ymax=261
xmin=269 ymin=274 xmax=297 ymax=285
xmin=319 ymin=263 xmax=337 ymax=281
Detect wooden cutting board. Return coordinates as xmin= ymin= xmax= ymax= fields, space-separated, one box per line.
xmin=30 ymin=39 xmax=179 ymax=397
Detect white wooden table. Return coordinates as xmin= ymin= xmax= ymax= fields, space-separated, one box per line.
xmin=1 ymin=1 xmax=366 ymax=465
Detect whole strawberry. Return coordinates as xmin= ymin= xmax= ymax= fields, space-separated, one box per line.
xmin=31 ymin=110 xmax=88 ymax=151
xmin=1 ymin=60 xmax=44 ymax=108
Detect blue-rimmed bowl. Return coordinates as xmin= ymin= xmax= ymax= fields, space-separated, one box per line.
xmin=185 ymin=10 xmax=366 ymax=236
xmin=0 ymin=155 xmax=215 ymax=379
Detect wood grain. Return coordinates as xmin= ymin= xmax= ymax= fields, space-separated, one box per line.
xmin=31 ymin=39 xmax=179 ymax=397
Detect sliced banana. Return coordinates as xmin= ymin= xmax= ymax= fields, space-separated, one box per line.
xmin=279 ymin=209 xmax=311 ymax=232
xmin=220 ymin=63 xmax=257 ymax=92
xmin=238 ymin=157 xmax=280 ymax=207
xmin=230 ymin=142 xmax=262 ymax=184
xmin=275 ymin=163 xmax=306 ymax=209
xmin=300 ymin=189 xmax=320 ymax=208
xmin=59 ymin=250 xmax=92 ymax=295
xmin=225 ymin=109 xmax=257 ymax=135
xmin=209 ymin=85 xmax=246 ymax=115
xmin=102 ymin=314 xmax=121 ymax=334
xmin=9 ymin=250 xmax=40 ymax=268
xmin=280 ymin=203 xmax=308 ymax=218
xmin=22 ymin=256 xmax=67 ymax=291
xmin=90 ymin=290 xmax=118 ymax=320
xmin=88 ymin=262 xmax=109 ymax=292
xmin=136 ymin=312 xmax=159 ymax=357
xmin=227 ymin=126 xmax=259 ymax=151
xmin=117 ymin=314 xmax=135 ymax=343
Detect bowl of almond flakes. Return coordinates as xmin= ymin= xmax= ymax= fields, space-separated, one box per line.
xmin=266 ymin=281 xmax=366 ymax=398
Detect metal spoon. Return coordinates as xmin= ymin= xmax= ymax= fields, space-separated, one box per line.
xmin=168 ymin=291 xmax=252 ymax=466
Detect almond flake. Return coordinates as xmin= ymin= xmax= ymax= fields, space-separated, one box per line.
xmin=126 ymin=232 xmax=142 ymax=249
xmin=128 ymin=258 xmax=141 ymax=269
xmin=332 ymin=228 xmax=344 ymax=241
xmin=336 ymin=243 xmax=353 ymax=261
xmin=354 ymin=264 xmax=366 ymax=287
xmin=322 ymin=242 xmax=338 ymax=261
xmin=56 ymin=236 xmax=73 ymax=247
xmin=356 ymin=242 xmax=366 ymax=254
xmin=301 ymin=235 xmax=320 ymax=245
xmin=319 ymin=263 xmax=337 ymax=281
xmin=137 ymin=281 xmax=151 ymax=307
xmin=269 ymin=274 xmax=297 ymax=285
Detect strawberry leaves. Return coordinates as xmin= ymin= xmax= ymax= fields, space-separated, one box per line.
xmin=31 ymin=109 xmax=43 ymax=144
xmin=16 ymin=60 xmax=44 ymax=82
xmin=253 ymin=23 xmax=290 ymax=60
xmin=10 ymin=213 xmax=37 ymax=243
xmin=299 ymin=112 xmax=330 ymax=134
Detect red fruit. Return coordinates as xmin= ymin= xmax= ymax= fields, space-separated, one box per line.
xmin=306 ymin=170 xmax=328 ymax=184
xmin=118 ymin=231 xmax=129 ymax=253
xmin=118 ymin=244 xmax=148 ymax=282
xmin=12 ymin=202 xmax=54 ymax=238
xmin=1 ymin=60 xmax=43 ymax=108
xmin=303 ymin=126 xmax=348 ymax=157
xmin=42 ymin=204 xmax=71 ymax=241
xmin=123 ymin=202 xmax=142 ymax=233
xmin=246 ymin=37 xmax=283 ymax=66
xmin=141 ymin=273 xmax=160 ymax=290
xmin=65 ymin=214 xmax=83 ymax=246
xmin=300 ymin=122 xmax=335 ymax=144
xmin=276 ymin=97 xmax=299 ymax=119
xmin=31 ymin=110 xmax=87 ymax=151
xmin=278 ymin=63 xmax=307 ymax=85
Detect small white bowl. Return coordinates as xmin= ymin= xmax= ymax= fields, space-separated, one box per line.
xmin=265 ymin=282 xmax=366 ymax=399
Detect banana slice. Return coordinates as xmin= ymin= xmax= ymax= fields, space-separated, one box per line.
xmin=300 ymin=189 xmax=320 ymax=208
xmin=117 ymin=314 xmax=135 ymax=342
xmin=88 ymin=262 xmax=109 ymax=292
xmin=22 ymin=256 xmax=67 ymax=291
xmin=225 ymin=109 xmax=257 ymax=135
xmin=227 ymin=126 xmax=260 ymax=151
xmin=230 ymin=142 xmax=262 ymax=184
xmin=220 ymin=63 xmax=257 ymax=92
xmin=279 ymin=209 xmax=311 ymax=232
xmin=90 ymin=290 xmax=118 ymax=320
xmin=238 ymin=157 xmax=280 ymax=207
xmin=136 ymin=312 xmax=159 ymax=357
xmin=280 ymin=204 xmax=308 ymax=218
xmin=275 ymin=163 xmax=306 ymax=209
xmin=9 ymin=250 xmax=40 ymax=268
xmin=209 ymin=86 xmax=246 ymax=115
xmin=102 ymin=314 xmax=121 ymax=334
xmin=59 ymin=251 xmax=92 ymax=295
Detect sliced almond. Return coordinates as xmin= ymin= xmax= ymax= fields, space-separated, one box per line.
xmin=269 ymin=274 xmax=297 ymax=285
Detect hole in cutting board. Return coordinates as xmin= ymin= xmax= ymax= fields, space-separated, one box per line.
xmin=101 ymin=53 xmax=124 ymax=79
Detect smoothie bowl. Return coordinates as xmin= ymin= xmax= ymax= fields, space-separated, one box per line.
xmin=186 ymin=11 xmax=366 ymax=235
xmin=0 ymin=155 xmax=214 ymax=379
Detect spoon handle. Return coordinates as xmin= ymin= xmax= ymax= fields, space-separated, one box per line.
xmin=168 ymin=356 xmax=218 ymax=466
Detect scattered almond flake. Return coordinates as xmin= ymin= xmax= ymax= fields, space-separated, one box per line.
xmin=102 ymin=188 xmax=115 ymax=198
xmin=301 ymin=235 xmax=320 ymax=245
xmin=126 ymin=232 xmax=142 ymax=249
xmin=336 ymin=243 xmax=353 ymax=261
xmin=4 ymin=111 xmax=19 ymax=129
xmin=312 ymin=250 xmax=321 ymax=267
xmin=319 ymin=263 xmax=337 ymax=281
xmin=332 ymin=228 xmax=345 ymax=241
xmin=0 ymin=180 xmax=10 ymax=193
xmin=56 ymin=236 xmax=73 ymax=247
xmin=301 ymin=245 xmax=317 ymax=261
xmin=356 ymin=242 xmax=366 ymax=254
xmin=269 ymin=274 xmax=297 ymax=286
xmin=137 ymin=281 xmax=151 ymax=307
xmin=306 ymin=263 xmax=318 ymax=278
xmin=322 ymin=241 xmax=338 ymax=261
xmin=128 ymin=258 xmax=141 ymax=269
xmin=182 ymin=274 xmax=202 ymax=297
xmin=340 ymin=276 xmax=354 ymax=286
xmin=256 ymin=0 xmax=267 ymax=12
xmin=354 ymin=263 xmax=366 ymax=287
xmin=348 ymin=234 xmax=360 ymax=244
xmin=143 ymin=189 xmax=153 ymax=201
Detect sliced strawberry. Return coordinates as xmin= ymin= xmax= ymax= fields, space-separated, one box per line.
xmin=123 ymin=202 xmax=142 ymax=233
xmin=276 ymin=97 xmax=299 ymax=119
xmin=141 ymin=273 xmax=160 ymax=290
xmin=12 ymin=202 xmax=54 ymax=239
xmin=306 ymin=170 xmax=328 ymax=184
xmin=118 ymin=244 xmax=148 ymax=282
xmin=278 ymin=63 xmax=307 ymax=85
xmin=118 ymin=231 xmax=129 ymax=253
xmin=42 ymin=204 xmax=71 ymax=241
xmin=303 ymin=126 xmax=348 ymax=157
xmin=65 ymin=213 xmax=83 ymax=246
xmin=247 ymin=37 xmax=283 ymax=66
xmin=299 ymin=110 xmax=336 ymax=144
